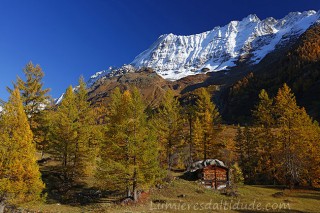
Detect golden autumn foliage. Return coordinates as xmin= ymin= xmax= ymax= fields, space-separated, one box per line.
xmin=273 ymin=84 xmax=320 ymax=187
xmin=237 ymin=84 xmax=320 ymax=187
xmin=96 ymin=87 xmax=162 ymax=201
xmin=48 ymin=78 xmax=101 ymax=181
xmin=1 ymin=57 xmax=319 ymax=210
xmin=152 ymin=89 xmax=184 ymax=170
xmin=227 ymin=25 xmax=320 ymax=123
xmin=192 ymin=88 xmax=222 ymax=161
xmin=10 ymin=62 xmax=51 ymax=152
xmin=0 ymin=88 xmax=44 ymax=204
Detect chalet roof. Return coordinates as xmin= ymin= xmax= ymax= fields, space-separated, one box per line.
xmin=189 ymin=159 xmax=227 ymax=172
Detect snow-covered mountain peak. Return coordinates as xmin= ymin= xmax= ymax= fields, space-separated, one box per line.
xmin=87 ymin=68 xmax=113 ymax=88
xmin=241 ymin=14 xmax=260 ymax=23
xmin=131 ymin=10 xmax=320 ymax=80
xmin=55 ymin=10 xmax=320 ymax=104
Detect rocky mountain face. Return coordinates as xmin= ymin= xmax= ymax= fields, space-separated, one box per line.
xmin=83 ymin=10 xmax=319 ymax=86
xmin=87 ymin=68 xmax=174 ymax=108
xmin=131 ymin=10 xmax=320 ymax=80
xmin=57 ymin=10 xmax=320 ymax=123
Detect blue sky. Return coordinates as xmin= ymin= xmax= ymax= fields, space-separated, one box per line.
xmin=0 ymin=0 xmax=319 ymax=100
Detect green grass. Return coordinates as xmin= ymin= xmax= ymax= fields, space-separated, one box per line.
xmin=20 ymin=177 xmax=320 ymax=213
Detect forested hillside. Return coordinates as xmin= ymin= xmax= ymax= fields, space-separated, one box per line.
xmin=0 ymin=61 xmax=319 ymax=212
xmin=225 ymin=24 xmax=320 ymax=123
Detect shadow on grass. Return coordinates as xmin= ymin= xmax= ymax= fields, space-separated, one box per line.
xmin=289 ymin=191 xmax=320 ymax=201
xmin=249 ymin=185 xmax=320 ymax=201
xmin=249 ymin=185 xmax=287 ymax=189
xmin=178 ymin=171 xmax=198 ymax=181
xmin=41 ymin=165 xmax=125 ymax=206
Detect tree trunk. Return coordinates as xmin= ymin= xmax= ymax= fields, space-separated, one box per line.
xmin=133 ymin=155 xmax=138 ymax=202
xmin=127 ymin=188 xmax=131 ymax=198
xmin=203 ymin=133 xmax=207 ymax=161
xmin=41 ymin=148 xmax=45 ymax=160
xmin=133 ymin=188 xmax=138 ymax=202
xmin=132 ymin=169 xmax=138 ymax=202
xmin=0 ymin=200 xmax=5 ymax=213
xmin=189 ymin=114 xmax=193 ymax=166
xmin=167 ymin=139 xmax=172 ymax=171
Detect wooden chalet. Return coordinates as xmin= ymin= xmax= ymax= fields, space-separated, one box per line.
xmin=189 ymin=159 xmax=229 ymax=189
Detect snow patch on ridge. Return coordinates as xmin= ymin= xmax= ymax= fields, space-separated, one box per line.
xmin=131 ymin=10 xmax=320 ymax=80
xmin=55 ymin=10 xmax=320 ymax=102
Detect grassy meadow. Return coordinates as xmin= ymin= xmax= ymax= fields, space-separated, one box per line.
xmin=19 ymin=174 xmax=320 ymax=213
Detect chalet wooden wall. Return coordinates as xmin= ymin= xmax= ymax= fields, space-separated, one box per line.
xmin=202 ymin=165 xmax=228 ymax=189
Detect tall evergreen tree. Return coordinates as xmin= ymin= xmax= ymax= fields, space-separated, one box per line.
xmin=49 ymin=79 xmax=101 ymax=181
xmin=248 ymin=84 xmax=320 ymax=187
xmin=235 ymin=125 xmax=244 ymax=163
xmin=192 ymin=117 xmax=204 ymax=160
xmin=96 ymin=88 xmax=162 ymax=201
xmin=0 ymin=88 xmax=44 ymax=210
xmin=12 ymin=62 xmax=50 ymax=116
xmin=74 ymin=77 xmax=102 ymax=177
xmin=183 ymin=99 xmax=197 ymax=166
xmin=193 ymin=88 xmax=221 ymax=160
xmin=153 ymin=90 xmax=184 ymax=170
xmin=273 ymin=84 xmax=318 ymax=187
xmin=252 ymin=89 xmax=276 ymax=184
xmin=235 ymin=125 xmax=259 ymax=183
xmin=49 ymin=86 xmax=78 ymax=179
xmin=10 ymin=62 xmax=51 ymax=153
xmin=252 ymin=89 xmax=274 ymax=127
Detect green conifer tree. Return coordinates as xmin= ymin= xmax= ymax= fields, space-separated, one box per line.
xmin=49 ymin=78 xmax=101 ymax=181
xmin=49 ymin=86 xmax=78 ymax=179
xmin=252 ymin=89 xmax=274 ymax=127
xmin=74 ymin=77 xmax=102 ymax=177
xmin=153 ymin=90 xmax=184 ymax=170
xmin=9 ymin=62 xmax=51 ymax=155
xmin=252 ymin=89 xmax=276 ymax=184
xmin=235 ymin=125 xmax=244 ymax=163
xmin=96 ymin=87 xmax=161 ymax=201
xmin=183 ymin=98 xmax=197 ymax=166
xmin=193 ymin=88 xmax=221 ymax=160
xmin=235 ymin=125 xmax=259 ymax=183
xmin=192 ymin=117 xmax=204 ymax=160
